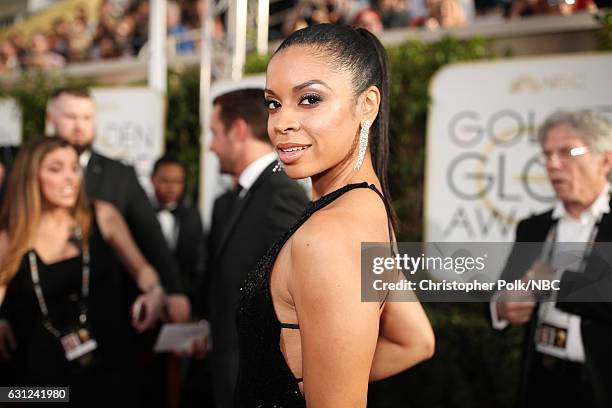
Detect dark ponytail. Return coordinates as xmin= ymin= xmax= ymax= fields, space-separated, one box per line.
xmin=355 ymin=28 xmax=397 ymax=236
xmin=276 ymin=24 xmax=398 ymax=235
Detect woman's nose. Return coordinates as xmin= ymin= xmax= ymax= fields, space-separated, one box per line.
xmin=273 ymin=110 xmax=300 ymax=134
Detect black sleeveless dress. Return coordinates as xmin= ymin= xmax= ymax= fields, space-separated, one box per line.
xmin=0 ymin=215 xmax=138 ymax=405
xmin=235 ymin=182 xmax=384 ymax=407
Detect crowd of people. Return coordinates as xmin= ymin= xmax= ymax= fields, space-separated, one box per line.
xmin=0 ymin=0 xmax=217 ymax=74
xmin=278 ymin=0 xmax=601 ymax=36
xmin=0 ymin=0 xmax=604 ymax=74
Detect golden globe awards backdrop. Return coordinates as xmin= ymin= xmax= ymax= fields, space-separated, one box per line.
xmin=91 ymin=87 xmax=165 ymax=195
xmin=425 ymin=53 xmax=612 ymax=248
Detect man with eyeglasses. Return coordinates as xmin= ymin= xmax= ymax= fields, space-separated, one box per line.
xmin=491 ymin=110 xmax=612 ymax=407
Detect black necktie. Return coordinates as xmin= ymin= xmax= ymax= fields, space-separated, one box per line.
xmin=233 ymin=183 xmax=244 ymax=199
xmin=228 ymin=184 xmax=244 ymax=215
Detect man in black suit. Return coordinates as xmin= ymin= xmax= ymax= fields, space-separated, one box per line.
xmin=46 ymin=86 xmax=189 ymax=321
xmin=150 ymin=154 xmax=210 ymax=406
xmin=151 ymin=154 xmax=206 ymax=306
xmin=203 ymin=88 xmax=309 ymax=408
xmin=491 ymin=110 xmax=612 ymax=407
xmin=0 ymin=146 xmax=19 ymax=204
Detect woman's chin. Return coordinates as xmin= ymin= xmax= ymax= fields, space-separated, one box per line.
xmin=57 ymin=199 xmax=78 ymax=209
xmin=283 ymin=166 xmax=311 ymax=181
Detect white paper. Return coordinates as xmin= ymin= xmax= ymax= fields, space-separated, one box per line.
xmin=153 ymin=321 xmax=210 ymax=353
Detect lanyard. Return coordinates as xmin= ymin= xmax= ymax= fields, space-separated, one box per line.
xmin=543 ymin=215 xmax=603 ymax=276
xmin=28 ymin=242 xmax=90 ymax=338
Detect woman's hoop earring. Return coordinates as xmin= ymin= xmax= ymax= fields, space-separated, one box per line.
xmin=354 ymin=120 xmax=371 ymax=171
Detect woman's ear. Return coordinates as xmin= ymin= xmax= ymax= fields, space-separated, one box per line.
xmin=358 ymin=86 xmax=381 ymax=124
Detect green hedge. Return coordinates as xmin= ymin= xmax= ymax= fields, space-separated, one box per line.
xmin=596 ymin=8 xmax=612 ymax=50
xmin=2 ymin=16 xmax=611 ymax=406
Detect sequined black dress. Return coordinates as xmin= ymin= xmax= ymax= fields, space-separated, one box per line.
xmin=235 ymin=182 xmax=381 ymax=407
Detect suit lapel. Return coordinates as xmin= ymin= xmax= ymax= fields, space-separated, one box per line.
xmin=535 ymin=212 xmax=554 ymax=242
xmin=593 ymin=196 xmax=612 ymax=242
xmin=174 ymin=205 xmax=188 ymax=254
xmin=85 ymin=152 xmax=105 ymax=197
xmin=213 ymin=162 xmax=275 ymax=263
xmin=213 ymin=194 xmax=250 ymax=262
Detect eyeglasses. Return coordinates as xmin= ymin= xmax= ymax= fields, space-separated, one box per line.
xmin=537 ymin=146 xmax=590 ymax=165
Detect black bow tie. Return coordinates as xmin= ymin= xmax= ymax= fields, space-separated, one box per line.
xmin=157 ymin=204 xmax=178 ymax=215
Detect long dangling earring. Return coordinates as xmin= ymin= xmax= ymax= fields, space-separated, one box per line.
xmin=354 ymin=120 xmax=371 ymax=171
xmin=273 ymin=160 xmax=283 ymax=172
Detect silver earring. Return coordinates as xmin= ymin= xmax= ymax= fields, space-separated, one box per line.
xmin=354 ymin=120 xmax=370 ymax=171
xmin=273 ymin=160 xmax=283 ymax=173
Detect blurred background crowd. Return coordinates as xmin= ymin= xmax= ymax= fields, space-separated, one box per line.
xmin=0 ymin=0 xmax=221 ymax=73
xmin=0 ymin=0 xmax=607 ymax=74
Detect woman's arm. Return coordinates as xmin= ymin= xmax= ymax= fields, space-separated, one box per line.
xmin=94 ymin=201 xmax=165 ymax=331
xmin=0 ymin=230 xmax=9 ymax=305
xmin=369 ymin=301 xmax=435 ymax=381
xmin=290 ymin=217 xmax=380 ymax=408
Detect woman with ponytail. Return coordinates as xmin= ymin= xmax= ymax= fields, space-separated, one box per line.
xmin=235 ymin=24 xmax=434 ymax=407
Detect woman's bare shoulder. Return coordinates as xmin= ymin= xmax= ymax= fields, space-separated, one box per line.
xmin=288 ymin=187 xmax=390 ymax=285
xmin=303 ymin=187 xmax=389 ymax=241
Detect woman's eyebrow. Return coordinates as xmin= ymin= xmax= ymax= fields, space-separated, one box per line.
xmin=264 ymin=88 xmax=277 ymax=97
xmin=265 ymin=80 xmax=333 ymax=97
xmin=293 ymin=80 xmax=333 ymax=93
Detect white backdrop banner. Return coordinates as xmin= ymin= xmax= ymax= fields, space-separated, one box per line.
xmin=425 ymin=52 xmax=612 ymax=244
xmin=0 ymin=98 xmax=22 ymax=146
xmin=91 ymin=87 xmax=165 ymax=194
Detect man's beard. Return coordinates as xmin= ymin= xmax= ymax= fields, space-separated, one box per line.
xmin=72 ymin=142 xmax=92 ymax=155
xmin=54 ymin=129 xmax=93 ymax=154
